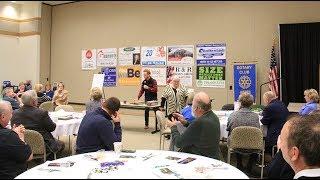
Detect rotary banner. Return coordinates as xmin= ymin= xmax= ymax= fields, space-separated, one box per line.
xmin=233 ymin=64 xmax=257 ymax=102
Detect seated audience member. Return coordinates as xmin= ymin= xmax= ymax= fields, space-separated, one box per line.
xmin=52 ymin=82 xmax=69 ymax=106
xmin=226 ymin=92 xmax=260 ymax=172
xmin=2 ymin=87 xmax=22 ymax=110
xmin=10 ymin=90 xmax=65 ymax=159
xmin=279 ymin=114 xmax=320 ymax=179
xmin=0 ymin=101 xmax=33 ymax=179
xmin=44 ymin=82 xmax=54 ymax=99
xmin=86 ymin=87 xmax=103 ymax=113
xmin=24 ymin=80 xmax=32 ymax=91
xmin=14 ymin=82 xmax=26 ymax=98
xmin=160 ymin=76 xmax=188 ymax=117
xmin=166 ymin=92 xmax=221 ymax=159
xmin=76 ymin=97 xmax=122 ymax=154
xmin=34 ymin=83 xmax=52 ymax=107
xmin=299 ymin=89 xmax=319 ymax=116
xmin=261 ymin=91 xmax=289 ymax=154
xmin=180 ymin=92 xmax=195 ymax=123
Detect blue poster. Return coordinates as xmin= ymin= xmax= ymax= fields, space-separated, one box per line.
xmin=233 ymin=64 xmax=256 ymax=102
xmin=101 ymin=67 xmax=116 ymax=87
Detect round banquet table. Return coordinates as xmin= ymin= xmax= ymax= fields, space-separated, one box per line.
xmin=16 ymin=150 xmax=249 ymax=179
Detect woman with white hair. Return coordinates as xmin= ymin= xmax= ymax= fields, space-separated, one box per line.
xmin=160 ymin=76 xmax=188 ymax=117
xmin=299 ymin=88 xmax=319 ymax=115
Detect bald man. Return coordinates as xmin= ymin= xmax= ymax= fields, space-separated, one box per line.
xmin=0 ymin=101 xmax=33 ymax=179
xmin=167 ymin=92 xmax=221 ymax=159
xmin=261 ymin=91 xmax=289 ymax=154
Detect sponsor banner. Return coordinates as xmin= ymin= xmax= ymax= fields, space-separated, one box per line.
xmin=82 ymin=49 xmax=96 ymax=70
xmin=141 ymin=46 xmax=166 ymax=66
xmin=101 ymin=67 xmax=117 ymax=87
xmin=141 ymin=67 xmax=167 ymax=86
xmin=166 ymin=66 xmax=193 ymax=87
xmin=118 ymin=47 xmax=141 ymax=66
xmin=196 ymin=43 xmax=226 ymax=66
xmin=196 ymin=66 xmax=225 ymax=88
xmin=167 ymin=45 xmax=194 ymax=66
xmin=118 ymin=66 xmax=141 ymax=86
xmin=96 ymin=48 xmax=117 ymax=67
xmin=233 ymin=64 xmax=257 ymax=101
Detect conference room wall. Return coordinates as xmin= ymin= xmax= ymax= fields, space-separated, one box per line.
xmin=0 ymin=2 xmax=41 ymax=87
xmin=39 ymin=3 xmax=52 ymax=85
xmin=50 ymin=1 xmax=320 ymax=109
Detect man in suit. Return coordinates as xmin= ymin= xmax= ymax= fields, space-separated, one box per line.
xmin=166 ymin=92 xmax=221 ymax=160
xmin=0 ymin=101 xmax=33 ymax=179
xmin=10 ymin=90 xmax=65 ymax=160
xmin=261 ymin=91 xmax=289 ymax=154
xmin=279 ymin=114 xmax=320 ymax=179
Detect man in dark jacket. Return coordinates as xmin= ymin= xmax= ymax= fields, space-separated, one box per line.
xmin=167 ymin=92 xmax=221 ymax=160
xmin=10 ymin=90 xmax=64 ymax=159
xmin=76 ymin=97 xmax=122 ymax=154
xmin=261 ymin=91 xmax=289 ymax=154
xmin=0 ymin=101 xmax=33 ymax=179
xmin=137 ymin=69 xmax=158 ymax=129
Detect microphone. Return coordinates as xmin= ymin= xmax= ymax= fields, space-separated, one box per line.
xmin=259 ymin=77 xmax=285 ymax=105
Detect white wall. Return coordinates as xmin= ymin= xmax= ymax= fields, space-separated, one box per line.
xmin=0 ymin=35 xmax=40 ymax=85
xmin=0 ymin=1 xmax=41 ymax=87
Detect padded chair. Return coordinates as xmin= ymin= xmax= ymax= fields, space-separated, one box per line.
xmin=221 ymin=104 xmax=234 ymax=110
xmin=156 ymin=110 xmax=171 ymax=150
xmin=55 ymin=105 xmax=74 ymax=112
xmin=227 ymin=126 xmax=265 ymax=179
xmin=24 ymin=129 xmax=47 ymax=162
xmin=39 ymin=101 xmax=54 ymax=112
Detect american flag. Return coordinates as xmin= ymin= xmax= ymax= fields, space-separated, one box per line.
xmin=268 ymin=45 xmax=279 ymax=97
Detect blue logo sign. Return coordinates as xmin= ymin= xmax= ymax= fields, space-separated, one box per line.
xmin=233 ymin=64 xmax=256 ymax=102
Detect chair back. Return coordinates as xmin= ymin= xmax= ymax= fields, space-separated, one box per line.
xmin=55 ymin=105 xmax=74 ymax=112
xmin=24 ymin=129 xmax=46 ymax=157
xmin=221 ymin=104 xmax=234 ymax=110
xmin=229 ymin=126 xmax=264 ymax=150
xmin=39 ymin=101 xmax=54 ymax=112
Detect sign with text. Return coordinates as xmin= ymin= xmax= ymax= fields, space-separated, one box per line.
xmin=196 ymin=43 xmax=226 ymax=66
xmin=118 ymin=66 xmax=141 ymax=86
xmin=233 ymin=64 xmax=257 ymax=101
xmin=141 ymin=67 xmax=167 ymax=86
xmin=166 ymin=66 xmax=193 ymax=87
xmin=82 ymin=49 xmax=97 ymax=70
xmin=196 ymin=66 xmax=226 ymax=88
xmin=118 ymin=47 xmax=141 ymax=66
xmin=167 ymin=45 xmax=194 ymax=66
xmin=96 ymin=48 xmax=117 ymax=67
xmin=141 ymin=46 xmax=166 ymax=66
xmin=101 ymin=67 xmax=117 ymax=87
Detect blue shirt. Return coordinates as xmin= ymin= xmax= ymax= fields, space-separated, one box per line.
xmin=299 ymin=101 xmax=318 ymax=115
xmin=76 ymin=107 xmax=122 ymax=154
xmin=181 ymin=105 xmax=195 ymax=123
xmin=44 ymin=90 xmax=54 ymax=99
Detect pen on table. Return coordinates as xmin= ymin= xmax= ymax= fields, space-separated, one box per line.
xmin=154 ymin=165 xmax=170 ymax=168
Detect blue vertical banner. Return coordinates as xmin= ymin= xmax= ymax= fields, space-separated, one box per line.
xmin=101 ymin=67 xmax=117 ymax=87
xmin=233 ymin=64 xmax=257 ymax=102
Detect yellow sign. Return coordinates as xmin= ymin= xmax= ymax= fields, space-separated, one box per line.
xmin=118 ymin=66 xmax=141 ymax=86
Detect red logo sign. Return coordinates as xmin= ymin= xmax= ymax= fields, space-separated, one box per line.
xmin=86 ymin=50 xmax=92 ymax=59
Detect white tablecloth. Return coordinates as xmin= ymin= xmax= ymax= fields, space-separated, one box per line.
xmin=49 ymin=111 xmax=85 ymax=138
xmin=15 ymin=150 xmax=249 ymax=179
xmin=213 ymin=110 xmax=266 ymax=139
